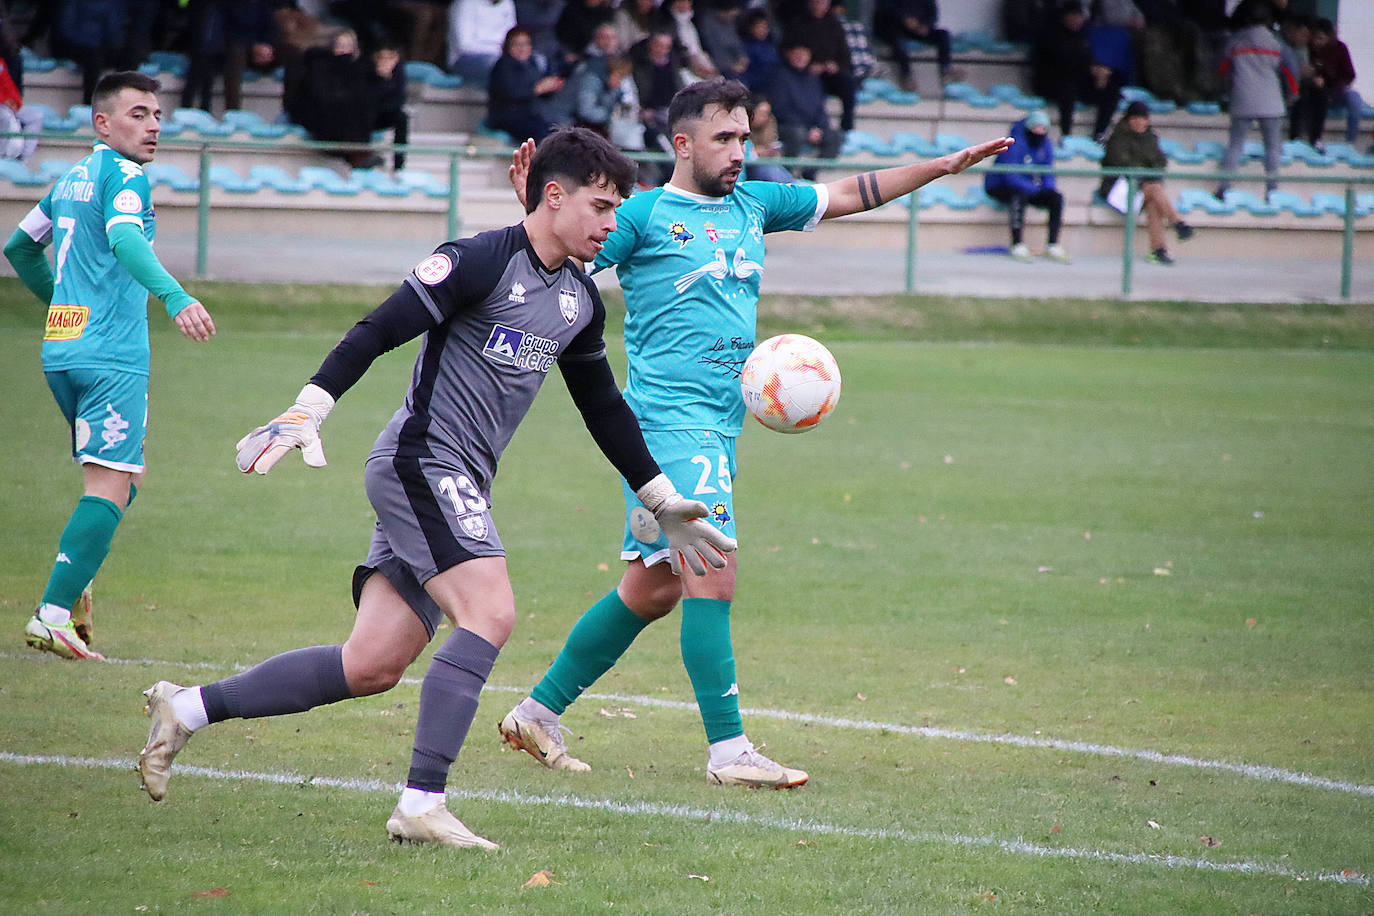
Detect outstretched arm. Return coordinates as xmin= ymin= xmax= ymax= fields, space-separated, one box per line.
xmin=822 ymin=136 xmax=1012 ymax=219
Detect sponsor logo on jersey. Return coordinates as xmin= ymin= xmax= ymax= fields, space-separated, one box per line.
xmin=710 ymin=502 xmax=731 ymax=524
xmin=44 ymin=304 xmax=90 ymax=340
xmin=415 ymin=252 xmax=453 ymax=285
xmin=558 ymin=289 xmax=578 ymax=325
xmin=458 ymin=512 xmax=489 ymax=540
xmin=113 ymin=189 xmax=143 ymax=214
xmin=482 ymin=323 xmax=559 ymax=372
xmin=99 ymin=402 xmax=130 ymax=452
xmin=668 ymin=221 xmax=694 ymax=247
xmin=508 ymin=281 xmax=526 ymax=303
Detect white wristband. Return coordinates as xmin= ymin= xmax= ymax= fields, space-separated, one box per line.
xmin=295 ymin=383 xmax=336 ymax=424
xmin=634 ymin=473 xmax=678 ymax=515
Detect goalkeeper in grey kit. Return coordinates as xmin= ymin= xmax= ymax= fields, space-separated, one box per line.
xmin=135 ymin=128 xmax=735 ymax=850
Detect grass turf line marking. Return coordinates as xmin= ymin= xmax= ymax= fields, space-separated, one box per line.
xmin=0 ymin=751 xmax=1366 ymax=887
xmin=5 ymin=650 xmax=1372 ymax=798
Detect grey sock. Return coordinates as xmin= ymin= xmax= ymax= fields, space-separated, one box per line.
xmin=201 ymin=645 xmax=352 ymax=723
xmin=406 ymin=628 xmax=499 ymax=792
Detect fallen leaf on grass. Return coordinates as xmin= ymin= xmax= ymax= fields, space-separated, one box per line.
xmin=1200 ymin=836 xmax=1221 ymax=848
xmin=1050 ymin=824 xmax=1061 ymax=834
xmin=1147 ymin=820 xmax=1163 ymax=830
xmin=856 ymin=692 xmax=867 ymax=701
xmin=626 ymin=765 xmax=635 ymax=779
xmin=1245 ymin=618 xmax=1257 ymax=627
xmin=191 ymin=888 xmax=230 ymax=899
xmin=687 ymin=874 xmax=710 ymax=881
xmin=1152 ymin=567 xmax=1171 ymax=576
xmin=978 ymin=890 xmax=997 ymax=902
xmin=792 ymin=839 xmax=812 ymax=848
xmin=1037 ymin=566 xmax=1053 ymax=573
xmin=597 ymin=563 xmax=609 ymax=571
xmin=1003 ymin=676 xmax=1017 ymax=685
xmin=522 ymin=870 xmax=561 ymax=889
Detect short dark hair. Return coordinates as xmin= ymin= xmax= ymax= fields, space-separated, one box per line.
xmin=525 ymin=127 xmax=636 ymax=213
xmin=92 ymin=71 xmax=161 ymax=113
xmin=667 ymin=78 xmax=753 ymax=134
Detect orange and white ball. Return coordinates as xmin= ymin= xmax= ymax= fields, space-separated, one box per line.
xmin=740 ymin=334 xmax=842 ymax=434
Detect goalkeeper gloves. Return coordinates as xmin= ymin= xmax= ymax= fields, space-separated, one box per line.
xmin=235 ymin=383 xmax=335 ymax=475
xmin=635 ymin=474 xmax=737 ymax=576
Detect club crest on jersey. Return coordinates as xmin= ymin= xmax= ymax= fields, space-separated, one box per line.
xmin=668 ymin=221 xmax=694 ymax=247
xmin=458 ymin=512 xmax=489 ymax=540
xmin=558 ymin=289 xmax=579 ymax=325
xmin=704 ymin=222 xmax=719 ymax=243
xmin=483 ymin=323 xmax=559 ymax=372
xmin=508 ymin=281 xmax=526 ymax=303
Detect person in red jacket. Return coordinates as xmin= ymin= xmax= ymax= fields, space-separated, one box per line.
xmin=1308 ymin=18 xmax=1363 ymax=145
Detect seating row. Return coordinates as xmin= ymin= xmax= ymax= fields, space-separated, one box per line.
xmin=908 ymin=182 xmax=1373 ymax=217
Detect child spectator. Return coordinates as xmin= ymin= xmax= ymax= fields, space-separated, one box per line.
xmin=1098 ymin=100 xmax=1194 ymax=265
xmin=739 ymin=10 xmax=781 ymax=96
xmin=782 ymin=0 xmax=857 ymax=132
xmin=984 ymin=110 xmax=1069 ymax=263
xmin=770 ymin=42 xmax=841 ymax=180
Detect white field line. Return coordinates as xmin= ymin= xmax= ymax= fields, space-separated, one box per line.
xmin=5 ymin=650 xmax=1374 ymax=798
xmin=0 ymin=751 xmax=1366 ymax=887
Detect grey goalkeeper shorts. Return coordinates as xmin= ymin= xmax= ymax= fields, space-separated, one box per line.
xmin=351 ymin=452 xmax=504 ymax=638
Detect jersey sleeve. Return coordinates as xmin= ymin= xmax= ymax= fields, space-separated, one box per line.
xmin=750 ymin=180 xmax=828 ymax=234
xmin=101 ymin=158 xmax=151 ymax=234
xmin=404 ymin=236 xmax=507 ymax=322
xmin=19 ymin=196 xmax=53 ymax=245
xmin=589 ymin=192 xmax=647 ymax=275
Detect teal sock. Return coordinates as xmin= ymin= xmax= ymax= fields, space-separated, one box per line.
xmin=41 ymin=496 xmax=123 ymax=611
xmin=680 ymin=597 xmax=743 ymax=743
xmin=530 ymin=589 xmax=651 ymax=715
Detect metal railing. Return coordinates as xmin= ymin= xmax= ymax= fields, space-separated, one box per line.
xmin=16 ymin=133 xmax=1373 ymax=299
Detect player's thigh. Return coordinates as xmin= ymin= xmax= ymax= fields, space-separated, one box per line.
xmin=424 ymin=555 xmax=516 ymax=648
xmin=45 ymin=368 xmax=148 ymax=473
xmin=81 ymin=462 xmax=135 ymax=508
xmin=343 ymin=571 xmax=431 ymax=695
xmin=619 ymin=428 xmax=738 ymax=565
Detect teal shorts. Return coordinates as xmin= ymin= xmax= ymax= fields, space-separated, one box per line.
xmin=45 ymin=368 xmax=149 ymax=473
xmin=621 ymin=428 xmax=737 ymax=567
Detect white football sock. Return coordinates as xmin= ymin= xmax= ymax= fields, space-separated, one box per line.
xmin=170 ymin=685 xmax=210 ymax=731
xmin=708 ymin=734 xmax=752 ymax=768
xmin=37 ymin=603 xmax=72 ymax=627
xmin=516 ymin=696 xmax=558 ymax=723
xmin=398 ymin=787 xmax=446 ymax=816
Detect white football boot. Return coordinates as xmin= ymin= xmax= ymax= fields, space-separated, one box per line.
xmin=498 ymin=706 xmax=591 ymax=772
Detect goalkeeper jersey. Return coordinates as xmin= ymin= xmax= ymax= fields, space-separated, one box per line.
xmin=22 ymin=142 xmax=159 ymax=376
xmin=590 ymin=179 xmax=827 ymax=436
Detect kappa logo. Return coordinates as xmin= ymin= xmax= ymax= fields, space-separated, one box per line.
xmin=117 ymin=159 xmax=144 ymax=184
xmin=558 ymin=289 xmax=579 ymax=325
xmin=508 ymin=281 xmax=526 ymax=303
xmin=668 ymin=221 xmax=694 ymax=247
xmin=482 ymin=323 xmax=559 ymax=372
xmin=99 ymin=403 xmax=130 ymax=452
xmin=720 ymin=683 xmax=740 ymax=698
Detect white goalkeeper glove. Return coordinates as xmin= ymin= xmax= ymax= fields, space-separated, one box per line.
xmin=635 ymin=474 xmax=737 ymax=576
xmin=235 ymin=383 xmax=336 ymax=475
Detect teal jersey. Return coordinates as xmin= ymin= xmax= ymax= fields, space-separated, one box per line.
xmin=591 ymin=180 xmax=827 ymax=435
xmin=27 ymin=143 xmax=158 ymax=375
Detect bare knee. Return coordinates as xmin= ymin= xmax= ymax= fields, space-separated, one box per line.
xmin=341 ymin=643 xmax=411 ymax=696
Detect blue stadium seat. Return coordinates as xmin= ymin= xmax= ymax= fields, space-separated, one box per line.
xmin=143 ymin=163 xmax=199 ymax=192
xmin=986 ymin=83 xmax=1023 ymax=102
xmin=147 ymin=51 xmax=189 ymax=77
xmin=297 ymin=166 xmax=363 ymax=195
xmin=961 ymin=186 xmax=1000 ymax=210
xmin=26 ymin=103 xmax=80 ymax=132
xmin=1178 ymin=187 xmax=1236 ymax=215
xmin=406 ymin=60 xmax=465 ymax=88
xmin=1186 ymin=101 xmax=1222 ymax=115
xmin=248 ymin=165 xmax=312 ymax=194
xmin=1060 ymin=135 xmax=1104 ymax=161
xmin=19 ymin=47 xmax=58 ymax=73
xmin=1225 ymin=189 xmax=1281 ymax=215
xmin=1159 ymin=137 xmax=1207 ymax=165
xmin=39 ymin=159 xmax=75 ymax=181
xmin=1309 ymin=192 xmax=1349 ymax=215
xmin=351 ymin=168 xmax=411 ymax=197
xmin=1356 ymin=193 xmax=1374 ymax=217
xmin=890 ymin=131 xmax=942 ymax=157
xmin=1266 ymin=191 xmax=1323 ymax=217
xmin=67 ymin=105 xmax=92 ymax=125
xmin=842 ymin=130 xmax=898 ymax=157
xmin=964 ymin=92 xmax=1002 ymax=109
xmin=1282 ymin=140 xmax=1334 ymax=167
xmin=941 ymin=82 xmax=977 ymax=102
xmin=476 ymin=120 xmax=516 ymax=146
xmin=208 ymin=164 xmax=262 ymax=193
xmin=917 ymin=184 xmax=964 ymax=209
xmin=1324 ymin=143 xmax=1374 ymax=168
xmin=171 ymin=108 xmax=235 ymax=137
xmin=394 ymin=169 xmax=451 ymax=198
xmin=1193 ymin=140 xmax=1225 ymax=161
xmin=0 ymin=159 xmax=46 ymax=187
xmin=934 ymin=133 xmax=971 ymax=153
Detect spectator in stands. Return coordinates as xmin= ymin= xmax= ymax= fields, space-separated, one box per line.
xmin=296 ymin=28 xmax=383 ymax=169
xmin=611 ymin=0 xmax=657 ymax=55
xmin=782 ymin=0 xmax=857 ymax=132
xmin=744 ymin=97 xmax=794 ymax=182
xmin=739 ymin=10 xmax=781 ymax=96
xmin=1134 ymin=0 xmax=1219 ymax=104
xmin=180 ymin=0 xmax=279 ymax=115
xmin=1283 ymin=14 xmax=1320 ymax=144
xmin=514 ymin=0 xmax=565 ymax=72
xmin=830 ymin=0 xmax=875 ymax=87
xmin=652 ymin=0 xmax=717 ymax=78
xmin=872 ymin=0 xmax=956 ymax=93
xmin=54 ymin=0 xmax=127 ymax=104
xmin=1098 ymin=100 xmax=1194 ymax=265
xmin=696 ymin=0 xmax=749 ymax=81
xmin=487 ymin=25 xmax=564 ymax=141
xmin=1032 ymin=0 xmax=1122 ymax=140
xmin=1308 ymin=18 xmax=1363 ymax=147
xmin=630 ymin=29 xmax=684 ymax=165
xmin=369 ymin=37 xmax=410 ymax=169
xmin=563 ymin=22 xmax=625 ymax=135
xmin=1214 ymin=2 xmax=1295 ymax=200
xmin=448 ymin=0 xmax=518 ymax=85
xmin=0 ymin=24 xmax=38 ymax=161
xmin=555 ymin=0 xmax=615 ymax=69
xmin=391 ymin=0 xmax=449 ymax=67
xmin=984 ymin=110 xmax=1069 ymax=262
xmin=770 ymin=41 xmax=841 ymax=180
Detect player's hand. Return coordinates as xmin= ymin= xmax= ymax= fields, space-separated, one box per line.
xmin=635 ymin=474 xmax=737 ymax=576
xmin=174 ymin=301 xmax=216 ymax=341
xmin=235 ymin=383 xmax=335 ymax=475
xmin=508 ymin=137 xmax=534 ymax=210
xmin=944 ymin=136 xmax=1015 ymax=175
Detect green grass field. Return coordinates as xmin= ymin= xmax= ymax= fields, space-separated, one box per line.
xmin=1 ymin=281 xmax=1371 ymax=914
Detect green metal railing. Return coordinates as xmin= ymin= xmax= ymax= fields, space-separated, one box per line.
xmin=19 ymin=133 xmax=1373 ymax=299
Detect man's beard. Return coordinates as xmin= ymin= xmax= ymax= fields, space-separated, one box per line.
xmin=694 ymin=159 xmax=739 ymax=197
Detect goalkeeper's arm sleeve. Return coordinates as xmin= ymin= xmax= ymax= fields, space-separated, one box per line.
xmin=310 ymin=281 xmax=438 ymax=400
xmin=559 ymin=354 xmax=661 ymax=491
xmin=107 ymin=221 xmax=197 ymax=318
xmin=4 ymin=226 xmax=55 ymax=305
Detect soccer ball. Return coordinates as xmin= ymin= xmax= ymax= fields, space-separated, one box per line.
xmin=740 ymin=334 xmax=842 ymax=434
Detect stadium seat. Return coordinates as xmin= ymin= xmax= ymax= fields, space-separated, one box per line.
xmin=917 ymin=184 xmax=965 ymax=209
xmin=248 ymin=165 xmax=311 ymax=194
xmin=171 ymin=108 xmax=235 ymax=137
xmin=1265 ymin=191 xmax=1323 ymax=217
xmin=39 ymin=159 xmax=75 ymax=181
xmin=350 ymin=168 xmax=410 ymax=197
xmin=1177 ymin=187 xmax=1236 ymax=215
xmin=1309 ymin=192 xmax=1349 ymax=215
xmin=890 ymin=131 xmax=942 ymax=157
xmin=1224 ymin=189 xmax=1281 ymax=216
xmin=1281 ymin=140 xmax=1334 ymax=167
xmin=842 ymin=130 xmax=899 ymax=157
xmin=143 ymin=163 xmax=199 ymax=192
xmin=25 ymin=103 xmax=80 ymax=132
xmin=1159 ymin=137 xmax=1207 ymax=165
xmin=208 ymin=164 xmax=262 ymax=193
xmin=67 ymin=104 xmax=92 ymax=125
xmin=1059 ymin=135 xmax=1104 ymax=161
xmin=394 ymin=169 xmax=451 ymax=198
xmin=297 ymin=166 xmax=363 ymax=195
xmin=1185 ymin=101 xmax=1222 ymax=115
xmin=941 ymin=82 xmax=978 ymax=102
xmin=934 ymin=133 xmax=971 ymax=153
xmin=147 ymin=51 xmax=189 ymax=77
xmin=1193 ymin=140 xmax=1225 ymax=161
xmin=1324 ymin=143 xmax=1374 ymax=168
xmin=1356 ymin=193 xmax=1374 ymax=217
xmin=0 ymin=158 xmax=46 ymax=187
